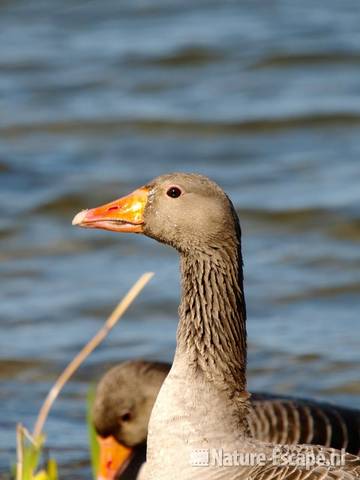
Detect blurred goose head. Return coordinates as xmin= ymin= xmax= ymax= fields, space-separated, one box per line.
xmin=92 ymin=361 xmax=168 ymax=479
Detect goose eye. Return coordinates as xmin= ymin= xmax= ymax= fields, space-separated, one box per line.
xmin=121 ymin=412 xmax=131 ymax=422
xmin=166 ymin=186 xmax=182 ymax=198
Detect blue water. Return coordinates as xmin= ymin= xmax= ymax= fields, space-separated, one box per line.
xmin=1 ymin=0 xmax=360 ymax=478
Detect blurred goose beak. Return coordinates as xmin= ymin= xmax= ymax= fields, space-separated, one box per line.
xmin=72 ymin=187 xmax=148 ymax=233
xmin=97 ymin=436 xmax=133 ymax=480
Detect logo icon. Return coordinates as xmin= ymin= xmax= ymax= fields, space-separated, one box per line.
xmin=190 ymin=449 xmax=210 ymax=467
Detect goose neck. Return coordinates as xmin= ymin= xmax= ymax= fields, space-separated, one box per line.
xmin=177 ymin=243 xmax=247 ymax=396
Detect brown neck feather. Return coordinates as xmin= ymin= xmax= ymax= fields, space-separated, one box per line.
xmin=177 ymin=216 xmax=247 ymax=399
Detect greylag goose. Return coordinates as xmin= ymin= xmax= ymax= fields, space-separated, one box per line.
xmin=92 ymin=360 xmax=360 ymax=479
xmin=73 ymin=173 xmax=360 ymax=480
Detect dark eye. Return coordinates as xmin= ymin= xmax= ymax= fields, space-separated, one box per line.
xmin=166 ymin=186 xmax=182 ymax=198
xmin=121 ymin=412 xmax=131 ymax=422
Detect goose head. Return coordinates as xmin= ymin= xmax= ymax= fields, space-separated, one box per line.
xmin=72 ymin=173 xmax=239 ymax=252
xmin=92 ymin=361 xmax=167 ymax=479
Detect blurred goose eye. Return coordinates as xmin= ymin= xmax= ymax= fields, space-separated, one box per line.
xmin=166 ymin=186 xmax=182 ymax=198
xmin=121 ymin=412 xmax=132 ymax=422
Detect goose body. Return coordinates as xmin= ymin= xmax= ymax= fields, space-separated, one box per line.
xmin=250 ymin=393 xmax=360 ymax=453
xmin=93 ymin=360 xmax=360 ymax=476
xmin=93 ymin=360 xmax=360 ymax=478
xmin=74 ymin=173 xmax=360 ymax=480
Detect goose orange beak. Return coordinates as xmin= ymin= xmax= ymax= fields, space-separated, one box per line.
xmin=97 ymin=436 xmax=133 ymax=480
xmin=72 ymin=187 xmax=149 ymax=233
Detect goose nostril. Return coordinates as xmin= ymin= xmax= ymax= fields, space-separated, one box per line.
xmin=108 ymin=206 xmax=118 ymax=212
